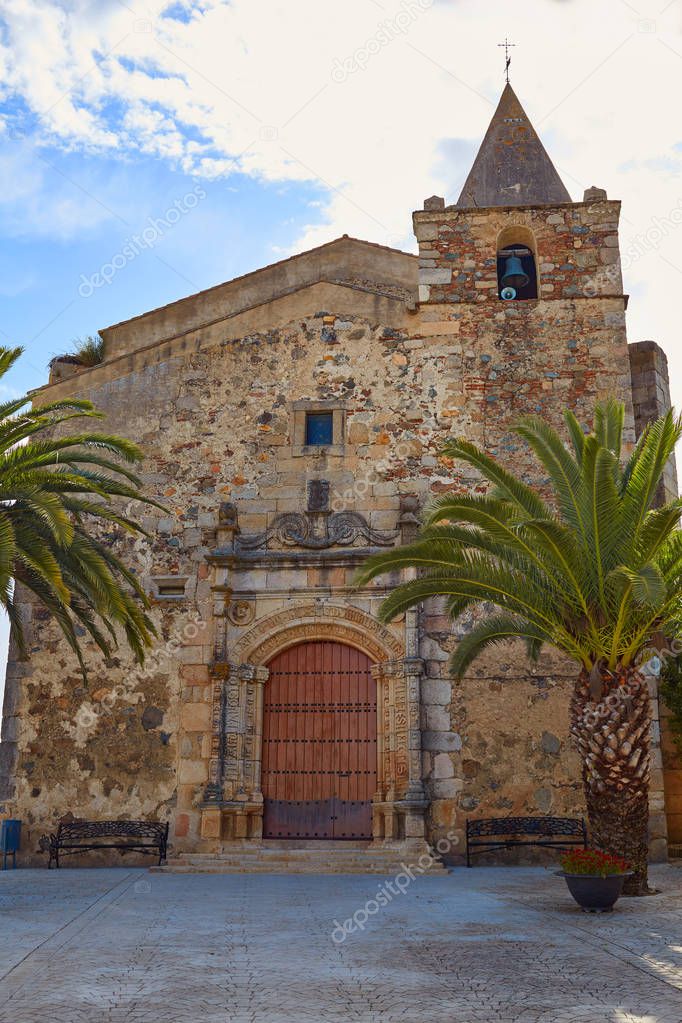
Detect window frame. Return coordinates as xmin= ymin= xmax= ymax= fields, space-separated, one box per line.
xmin=150 ymin=575 xmax=189 ymax=601
xmin=292 ymin=399 xmax=346 ymax=456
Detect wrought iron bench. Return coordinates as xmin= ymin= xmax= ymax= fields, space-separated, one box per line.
xmin=44 ymin=819 xmax=169 ymax=869
xmin=466 ymin=816 xmax=587 ymax=867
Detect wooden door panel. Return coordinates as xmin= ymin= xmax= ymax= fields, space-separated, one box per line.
xmin=264 ymin=798 xmax=335 ymax=840
xmin=262 ymin=641 xmax=376 ymax=840
xmin=334 ymin=797 xmax=373 ymax=839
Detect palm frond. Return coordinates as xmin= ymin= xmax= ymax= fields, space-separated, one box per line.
xmin=594 ymin=397 xmax=625 ymax=457
xmin=439 ymin=438 xmax=549 ymax=519
xmin=563 ymin=409 xmax=587 ymax=465
xmin=0 ymin=346 xmax=24 ymax=380
xmin=362 ymin=398 xmax=681 ymax=678
xmin=514 ymin=414 xmax=589 ymax=546
xmin=449 ymin=615 xmax=552 ymax=678
xmin=0 ymin=348 xmax=161 ymax=676
xmin=622 ymin=410 xmax=682 ymax=533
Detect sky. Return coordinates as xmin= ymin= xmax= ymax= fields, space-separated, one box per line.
xmin=0 ymin=0 xmax=681 ymax=695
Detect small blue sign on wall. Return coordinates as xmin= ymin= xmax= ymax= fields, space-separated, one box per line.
xmin=1 ymin=819 xmax=21 ymax=869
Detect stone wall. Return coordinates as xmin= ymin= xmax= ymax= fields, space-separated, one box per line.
xmin=629 ymin=340 xmax=678 ymax=500
xmin=419 ymin=614 xmax=584 ymax=859
xmin=413 ymin=198 xmax=634 ymax=458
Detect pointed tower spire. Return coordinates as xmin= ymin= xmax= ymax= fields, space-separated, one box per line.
xmin=457 ymin=84 xmax=571 ymax=208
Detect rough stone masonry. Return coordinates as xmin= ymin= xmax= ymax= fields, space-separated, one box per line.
xmin=0 ymin=83 xmax=678 ymax=867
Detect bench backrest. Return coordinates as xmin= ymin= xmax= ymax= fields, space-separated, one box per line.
xmin=467 ymin=816 xmax=585 ymax=838
xmin=56 ymin=820 xmax=168 ymax=841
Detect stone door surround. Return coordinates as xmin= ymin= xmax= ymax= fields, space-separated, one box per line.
xmin=198 ymin=604 xmax=428 ymax=847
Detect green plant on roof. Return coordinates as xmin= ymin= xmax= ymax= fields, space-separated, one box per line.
xmin=71 ymin=335 xmax=105 ymax=367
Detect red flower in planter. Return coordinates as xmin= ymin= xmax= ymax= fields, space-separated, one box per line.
xmin=560 ymin=848 xmax=630 ymax=878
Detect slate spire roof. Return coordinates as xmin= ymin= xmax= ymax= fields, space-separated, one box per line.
xmin=456 ymin=83 xmax=571 ymax=208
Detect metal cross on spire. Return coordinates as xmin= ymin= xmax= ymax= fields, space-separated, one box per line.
xmin=498 ymin=38 xmax=516 ymax=83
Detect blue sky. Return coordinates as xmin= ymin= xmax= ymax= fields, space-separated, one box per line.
xmin=1 ymin=0 xmax=681 ymax=403
xmin=0 ymin=151 xmax=328 ymax=394
xmin=0 ymin=0 xmax=682 ymax=692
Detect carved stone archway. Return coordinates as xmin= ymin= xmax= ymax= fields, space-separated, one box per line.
xmin=232 ymin=602 xmax=404 ymax=665
xmin=200 ymin=604 xmax=428 ymax=850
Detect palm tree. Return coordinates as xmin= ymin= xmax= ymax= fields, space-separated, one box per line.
xmin=358 ymin=399 xmax=682 ymax=895
xmin=0 ymin=346 xmax=160 ymax=673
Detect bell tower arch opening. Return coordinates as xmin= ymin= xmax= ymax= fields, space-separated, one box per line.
xmin=497 ymin=226 xmax=538 ymax=301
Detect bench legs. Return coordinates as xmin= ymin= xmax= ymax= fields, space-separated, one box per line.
xmin=45 ymin=830 xmax=168 ymax=867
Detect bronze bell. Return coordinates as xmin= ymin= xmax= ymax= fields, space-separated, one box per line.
xmin=501 ymin=254 xmax=530 ymax=290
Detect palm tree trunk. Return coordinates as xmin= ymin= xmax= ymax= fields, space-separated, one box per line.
xmin=570 ymin=667 xmax=652 ymax=895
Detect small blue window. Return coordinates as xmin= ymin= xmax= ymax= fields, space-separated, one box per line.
xmin=305 ymin=412 xmax=334 ymax=446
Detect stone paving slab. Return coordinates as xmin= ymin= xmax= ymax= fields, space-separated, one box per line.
xmin=0 ymin=865 xmax=681 ymax=1021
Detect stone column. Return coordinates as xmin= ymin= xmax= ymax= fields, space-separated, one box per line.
xmin=201 ymin=660 xmax=268 ymax=842
xmin=249 ymin=666 xmax=268 ymax=797
xmin=238 ymin=664 xmax=268 ymax=839
xmin=403 ymin=658 xmax=427 ymax=783
xmin=648 ymin=674 xmax=669 ymax=862
xmin=372 ymin=657 xmax=428 ymax=843
xmin=372 ymin=662 xmax=396 ymax=838
xmin=200 ymin=661 xmax=231 ymax=841
xmin=201 ymin=502 xmax=238 ymax=816
xmin=203 ymin=661 xmax=231 ymax=804
xmin=224 ymin=665 xmax=244 ymax=798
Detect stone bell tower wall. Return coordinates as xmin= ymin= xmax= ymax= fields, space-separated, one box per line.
xmin=410 ymin=197 xmax=667 ymax=860
xmin=412 ymin=197 xmax=635 ymax=473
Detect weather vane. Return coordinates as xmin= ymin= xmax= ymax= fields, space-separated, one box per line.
xmin=498 ymin=38 xmax=516 ymax=83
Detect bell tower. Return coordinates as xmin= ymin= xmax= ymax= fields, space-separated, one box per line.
xmin=412 ymin=83 xmax=634 ymax=469
xmin=412 ymin=83 xmax=673 ymax=862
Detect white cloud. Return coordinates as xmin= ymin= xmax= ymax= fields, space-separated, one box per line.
xmin=1 ymin=0 xmax=682 ymax=409
xmin=0 ymin=139 xmax=123 ymax=238
xmin=0 ymin=271 xmax=37 ymax=297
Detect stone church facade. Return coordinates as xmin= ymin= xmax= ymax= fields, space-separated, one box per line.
xmin=0 ymin=85 xmax=678 ymax=866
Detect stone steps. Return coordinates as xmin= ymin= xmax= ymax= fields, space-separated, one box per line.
xmin=153 ymin=843 xmax=449 ymax=875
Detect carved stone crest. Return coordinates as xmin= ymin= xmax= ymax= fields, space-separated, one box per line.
xmin=227 ymin=599 xmax=256 ymax=626
xmin=235 ymin=510 xmax=397 ymax=550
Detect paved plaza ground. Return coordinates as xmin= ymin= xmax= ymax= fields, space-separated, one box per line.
xmin=0 ymin=864 xmax=681 ymax=1022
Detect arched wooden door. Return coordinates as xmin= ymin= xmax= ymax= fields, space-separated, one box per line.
xmin=261 ymin=641 xmax=377 ymax=840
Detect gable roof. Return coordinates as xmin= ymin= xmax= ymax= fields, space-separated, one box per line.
xmin=101 ymin=235 xmax=417 ymax=359
xmin=456 ymin=83 xmax=571 ymax=209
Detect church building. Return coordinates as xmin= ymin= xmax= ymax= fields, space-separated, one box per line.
xmin=1 ymin=84 xmax=678 ymax=869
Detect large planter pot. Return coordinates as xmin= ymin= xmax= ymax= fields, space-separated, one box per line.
xmin=557 ymin=871 xmax=633 ymax=913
